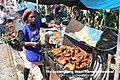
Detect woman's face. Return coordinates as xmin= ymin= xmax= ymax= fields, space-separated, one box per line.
xmin=27 ymin=12 xmax=36 ymax=24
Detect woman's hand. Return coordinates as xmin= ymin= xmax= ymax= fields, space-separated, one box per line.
xmin=24 ymin=42 xmax=41 ymax=47
xmin=48 ymin=23 xmax=55 ymax=28
xmin=48 ymin=23 xmax=64 ymax=30
xmin=30 ymin=42 xmax=39 ymax=47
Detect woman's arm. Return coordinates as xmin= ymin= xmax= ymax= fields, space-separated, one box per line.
xmin=18 ymin=30 xmax=39 ymax=47
xmin=18 ymin=30 xmax=25 ymax=46
xmin=41 ymin=22 xmax=63 ymax=29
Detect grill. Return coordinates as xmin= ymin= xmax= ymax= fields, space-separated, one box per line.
xmin=96 ymin=28 xmax=117 ymax=51
xmin=43 ymin=38 xmax=107 ymax=80
xmin=42 ymin=18 xmax=117 ymax=80
xmin=61 ymin=33 xmax=107 ymax=80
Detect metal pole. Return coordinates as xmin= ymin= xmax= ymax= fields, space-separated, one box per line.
xmin=103 ymin=10 xmax=106 ymax=26
xmin=45 ymin=5 xmax=48 ymax=15
xmin=36 ymin=0 xmax=39 ymax=12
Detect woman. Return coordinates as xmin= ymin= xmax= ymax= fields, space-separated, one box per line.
xmin=18 ymin=8 xmax=58 ymax=80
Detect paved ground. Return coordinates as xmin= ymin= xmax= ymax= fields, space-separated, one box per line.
xmin=0 ymin=43 xmax=43 ymax=80
xmin=0 ymin=44 xmax=18 ymax=80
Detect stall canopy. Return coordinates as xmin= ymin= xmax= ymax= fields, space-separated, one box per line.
xmin=81 ymin=0 xmax=120 ymax=10
xmin=25 ymin=0 xmax=120 ymax=10
xmin=24 ymin=0 xmax=78 ymax=6
xmin=24 ymin=0 xmax=88 ymax=8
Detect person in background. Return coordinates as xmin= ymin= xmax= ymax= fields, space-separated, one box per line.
xmin=18 ymin=0 xmax=23 ymax=8
xmin=9 ymin=0 xmax=14 ymax=6
xmin=0 ymin=5 xmax=7 ymax=37
xmin=18 ymin=8 xmax=61 ymax=80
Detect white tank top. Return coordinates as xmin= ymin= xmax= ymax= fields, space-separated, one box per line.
xmin=0 ymin=11 xmax=7 ymax=24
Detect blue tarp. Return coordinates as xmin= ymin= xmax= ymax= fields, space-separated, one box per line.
xmin=17 ymin=2 xmax=37 ymax=11
xmin=81 ymin=0 xmax=120 ymax=10
xmin=88 ymin=27 xmax=103 ymax=41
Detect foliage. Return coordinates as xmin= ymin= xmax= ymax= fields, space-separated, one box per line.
xmin=1 ymin=37 xmax=23 ymax=51
xmin=39 ymin=4 xmax=119 ymax=31
xmin=1 ymin=37 xmax=12 ymax=45
xmin=105 ymin=10 xmax=119 ymax=29
xmin=72 ymin=8 xmax=119 ymax=30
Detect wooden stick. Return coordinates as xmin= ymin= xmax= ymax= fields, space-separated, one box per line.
xmin=114 ymin=10 xmax=120 ymax=80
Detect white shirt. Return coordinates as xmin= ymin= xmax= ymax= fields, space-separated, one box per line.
xmin=0 ymin=10 xmax=7 ymax=24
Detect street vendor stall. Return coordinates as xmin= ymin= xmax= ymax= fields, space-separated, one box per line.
xmin=6 ymin=0 xmax=119 ymax=80
xmin=4 ymin=18 xmax=17 ymax=38
xmin=21 ymin=0 xmax=120 ymax=80
xmin=41 ymin=18 xmax=118 ymax=80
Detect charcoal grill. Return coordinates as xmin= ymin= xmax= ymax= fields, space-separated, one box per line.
xmin=43 ymin=36 xmax=107 ymax=80
xmin=42 ymin=18 xmax=117 ymax=80
xmin=61 ymin=33 xmax=107 ymax=80
xmin=42 ymin=36 xmax=107 ymax=80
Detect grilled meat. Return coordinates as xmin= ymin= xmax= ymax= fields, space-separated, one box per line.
xmin=51 ymin=45 xmax=92 ymax=70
